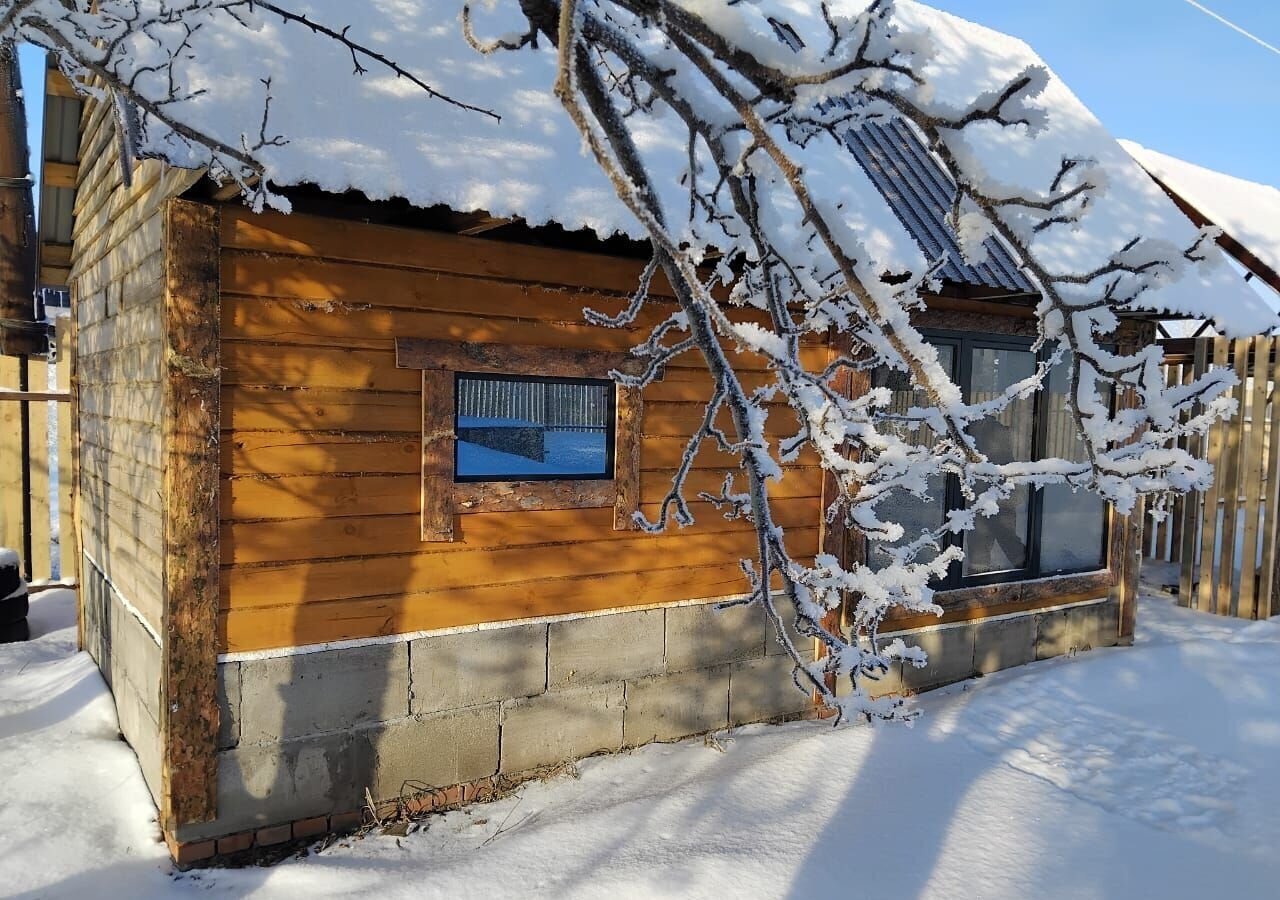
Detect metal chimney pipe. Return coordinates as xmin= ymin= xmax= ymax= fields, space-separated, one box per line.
xmin=0 ymin=41 xmax=42 ymax=357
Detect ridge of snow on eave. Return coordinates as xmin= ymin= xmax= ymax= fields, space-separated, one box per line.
xmin=115 ymin=0 xmax=1276 ymax=336
xmin=1120 ymin=140 xmax=1280 ymax=284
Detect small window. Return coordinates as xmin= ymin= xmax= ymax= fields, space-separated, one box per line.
xmin=454 ymin=372 xmax=616 ymax=482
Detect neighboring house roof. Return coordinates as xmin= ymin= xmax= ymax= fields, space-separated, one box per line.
xmin=1120 ymin=140 xmax=1280 ymax=295
xmin=846 ymin=119 xmax=1035 ymax=294
xmin=58 ymin=0 xmax=1276 ymax=335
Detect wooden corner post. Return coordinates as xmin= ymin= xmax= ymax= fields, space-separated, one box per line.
xmin=160 ymin=199 xmax=221 ymax=830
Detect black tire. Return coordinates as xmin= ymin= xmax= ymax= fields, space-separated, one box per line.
xmin=0 ymin=617 xmax=30 ymax=644
xmin=0 ymin=554 xmax=20 ymax=602
xmin=0 ymin=587 xmax=27 ymax=627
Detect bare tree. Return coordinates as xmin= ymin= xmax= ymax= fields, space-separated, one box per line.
xmin=5 ymin=0 xmax=1245 ymax=720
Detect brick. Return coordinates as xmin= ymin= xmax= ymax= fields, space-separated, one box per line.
xmin=1036 ymin=599 xmax=1116 ymax=660
xmin=900 ymin=624 xmax=978 ymax=692
xmin=728 ymin=654 xmax=813 ymax=726
xmin=255 ymin=825 xmax=292 ymax=847
xmin=238 ymin=643 xmax=410 ymax=743
xmin=215 ymin=832 xmax=253 ymax=856
xmin=410 ymin=623 xmax=546 ymax=714
xmin=624 ymin=667 xmax=730 ymax=745
xmin=172 ymin=839 xmax=215 ymax=865
xmin=362 ymin=704 xmax=500 ymax=800
xmin=218 ymin=662 xmax=241 ymax=750
xmin=665 ymin=603 xmax=766 ymax=672
xmin=329 ymin=811 xmax=363 ymax=832
xmin=549 ymin=610 xmax=664 ymax=688
xmin=293 ymin=816 xmax=328 ymax=839
xmin=973 ymin=615 xmax=1036 ymax=675
xmin=500 ymin=683 xmax=624 ymax=773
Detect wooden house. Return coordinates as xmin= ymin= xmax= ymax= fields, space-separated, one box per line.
xmin=32 ymin=4 xmax=1276 ymax=865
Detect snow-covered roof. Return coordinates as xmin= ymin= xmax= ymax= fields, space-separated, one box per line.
xmin=1120 ymin=141 xmax=1280 ymax=287
xmin=107 ymin=1 xmax=1275 ymax=335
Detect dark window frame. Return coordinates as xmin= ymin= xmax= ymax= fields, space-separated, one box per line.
xmin=452 ymin=371 xmax=619 ymax=484
xmin=877 ymin=329 xmax=1110 ymax=590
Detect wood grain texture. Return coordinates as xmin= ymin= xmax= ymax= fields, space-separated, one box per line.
xmin=613 ymin=386 xmax=643 ymax=530
xmin=160 ymin=199 xmax=221 ymax=828
xmin=453 ymin=478 xmax=615 ymax=514
xmin=395 ymin=336 xmax=650 ymax=378
xmin=216 ymin=209 xmax=824 ymax=651
xmin=419 ymin=370 xmax=455 ymax=541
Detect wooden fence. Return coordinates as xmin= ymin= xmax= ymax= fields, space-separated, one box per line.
xmin=457 ymin=375 xmax=612 ymax=431
xmin=1148 ymin=335 xmax=1280 ymax=619
xmin=0 ymin=317 xmax=75 ymax=586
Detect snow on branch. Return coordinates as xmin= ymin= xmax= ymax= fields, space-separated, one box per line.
xmin=5 ymin=0 xmax=1254 ymax=722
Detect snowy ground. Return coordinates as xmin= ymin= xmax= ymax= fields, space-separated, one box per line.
xmin=5 ymin=575 xmax=1280 ymax=899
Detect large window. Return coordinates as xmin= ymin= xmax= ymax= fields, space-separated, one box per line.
xmin=455 ymin=373 xmax=616 ymax=482
xmin=870 ymin=332 xmax=1108 ymax=588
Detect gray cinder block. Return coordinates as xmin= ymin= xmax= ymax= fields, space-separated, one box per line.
xmin=410 ymin=623 xmax=546 ymax=715
xmin=188 ymin=730 xmax=372 ymax=838
xmin=362 ymin=704 xmax=500 ymax=798
xmin=218 ymin=662 xmax=241 ymax=750
xmin=900 ymin=624 xmax=978 ymax=692
xmin=624 ymin=667 xmax=730 ymax=746
xmin=728 ymin=654 xmax=813 ymax=725
xmin=973 ymin=615 xmax=1036 ymax=675
xmin=548 ymin=609 xmax=663 ymax=688
xmin=664 ymin=602 xmax=766 ymax=672
xmin=500 ymin=683 xmax=625 ymax=774
xmin=238 ymin=642 xmax=410 ymax=744
xmin=1035 ymin=599 xmax=1116 ymax=660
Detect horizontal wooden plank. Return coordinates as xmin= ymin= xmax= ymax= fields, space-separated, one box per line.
xmin=222 ymin=467 xmax=822 ymax=521
xmin=222 ymin=296 xmax=644 ymax=355
xmin=223 ymin=526 xmax=818 ymax=610
xmin=221 ymin=298 xmax=823 ymax=375
xmin=223 ymin=252 xmax=644 ymax=321
xmin=222 ymin=207 xmax=671 ymax=298
xmin=222 ymin=431 xmax=421 ymax=476
xmin=642 ymin=400 xmax=801 ymax=438
xmin=222 ymin=342 xmax=418 ymax=391
xmin=220 ymin=429 xmax=814 ymax=477
xmin=0 ymin=390 xmax=69 ymax=403
xmin=220 ymin=497 xmax=819 ymax=565
xmin=396 ymin=337 xmax=648 ymax=378
xmin=44 ymin=160 xmax=77 ymax=190
xmin=221 ymin=252 xmax=820 ymax=348
xmin=453 ymin=479 xmax=614 ymax=513
xmin=221 ymin=387 xmax=420 ymax=433
xmin=220 ymin=564 xmax=798 ymax=653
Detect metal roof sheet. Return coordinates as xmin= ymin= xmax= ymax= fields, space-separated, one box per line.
xmin=846 ymin=118 xmax=1036 ymax=294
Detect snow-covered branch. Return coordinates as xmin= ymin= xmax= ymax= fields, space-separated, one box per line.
xmin=5 ymin=0 xmax=1252 ymax=722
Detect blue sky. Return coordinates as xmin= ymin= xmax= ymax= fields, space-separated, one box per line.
xmin=934 ymin=0 xmax=1278 ymax=185
xmin=16 ymin=2 xmax=1279 ymax=193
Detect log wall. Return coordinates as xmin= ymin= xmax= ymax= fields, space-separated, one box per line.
xmin=217 ymin=209 xmax=824 ymax=653
xmin=70 ymin=86 xmax=199 ymax=633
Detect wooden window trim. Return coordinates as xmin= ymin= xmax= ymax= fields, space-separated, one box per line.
xmin=396 ymin=338 xmax=654 ymax=540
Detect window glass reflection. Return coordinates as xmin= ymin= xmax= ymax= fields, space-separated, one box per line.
xmin=455 ymin=374 xmax=614 ymax=481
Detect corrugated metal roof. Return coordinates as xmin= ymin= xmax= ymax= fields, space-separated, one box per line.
xmin=846 ymin=118 xmax=1036 ymax=294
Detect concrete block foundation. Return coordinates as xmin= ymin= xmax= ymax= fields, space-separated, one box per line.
xmin=176 ymin=595 xmax=1123 ymax=848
